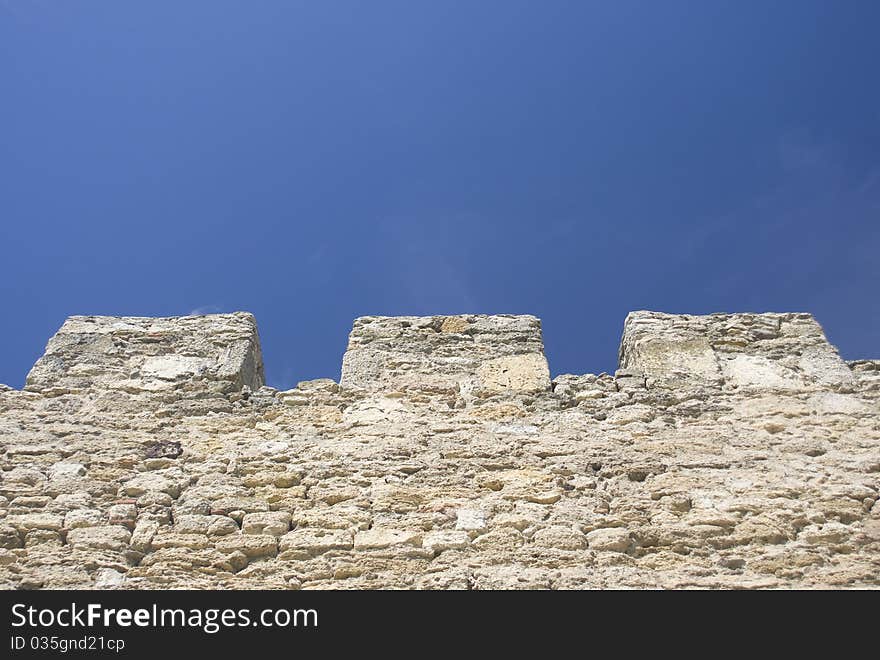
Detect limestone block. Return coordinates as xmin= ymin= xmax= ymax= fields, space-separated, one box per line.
xmin=130 ymin=520 xmax=159 ymax=553
xmin=586 ymin=528 xmax=632 ymax=553
xmin=241 ymin=511 xmax=291 ymax=536
xmin=353 ymin=528 xmax=422 ymax=551
xmin=48 ymin=462 xmax=87 ymax=480
xmin=278 ymin=528 xmax=354 ymax=559
xmin=150 ymin=532 xmax=211 ymax=550
xmin=0 ymin=525 xmax=23 ymax=549
xmin=639 ymin=337 xmax=720 ymax=386
xmin=848 ymin=360 xmax=880 ymax=392
xmin=207 ymin=517 xmax=239 ymax=537
xmin=172 ymin=514 xmax=212 ymax=535
xmin=6 ymin=513 xmax=64 ymax=533
xmin=64 ymin=509 xmax=104 ymax=529
xmin=476 ymin=354 xmax=551 ymax=393
xmin=471 ymin=528 xmax=524 ymax=551
xmin=107 ymin=503 xmax=138 ymax=528
xmin=532 ymin=526 xmax=588 ymax=550
xmin=808 ymin=392 xmax=875 ymax=415
xmin=94 ymin=568 xmax=126 ymax=588
xmin=120 ymin=473 xmax=181 ymax=499
xmin=141 ymin=356 xmax=213 ymax=380
xmin=214 ymin=533 xmax=278 ymax=558
xmin=721 ymin=355 xmax=801 ymax=390
xmin=455 ymin=509 xmax=487 ymax=532
xmin=66 ymin=526 xmax=131 ymax=552
xmin=422 ymin=530 xmax=470 ymax=554
xmin=26 ymin=530 xmax=62 ymax=547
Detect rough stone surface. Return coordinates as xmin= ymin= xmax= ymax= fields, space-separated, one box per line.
xmin=619 ymin=311 xmax=854 ymax=391
xmin=25 ymin=313 xmax=263 ymax=396
xmin=0 ymin=311 xmax=878 ymax=590
xmin=340 ymin=315 xmax=551 ymax=395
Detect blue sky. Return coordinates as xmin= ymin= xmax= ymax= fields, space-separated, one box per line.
xmin=2 ymin=2 xmax=878 ymax=389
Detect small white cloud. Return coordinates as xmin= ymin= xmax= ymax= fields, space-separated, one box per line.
xmin=188 ymin=304 xmax=223 ymax=316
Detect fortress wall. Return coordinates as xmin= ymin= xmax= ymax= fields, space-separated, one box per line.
xmin=1 ymin=310 xmax=877 ymax=590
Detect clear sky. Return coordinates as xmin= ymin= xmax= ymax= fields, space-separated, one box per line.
xmin=2 ymin=2 xmax=878 ymax=389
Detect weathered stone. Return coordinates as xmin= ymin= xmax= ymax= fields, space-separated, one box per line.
xmin=532 ymin=526 xmax=588 ymax=550
xmin=25 ymin=313 xmax=264 ymax=396
xmin=151 ymin=532 xmax=211 ymax=550
xmin=48 ymin=462 xmax=86 ymax=480
xmin=214 ymin=534 xmax=278 ymax=558
xmin=172 ymin=514 xmax=212 ymax=535
xmin=6 ymin=514 xmax=64 ymax=533
xmin=94 ymin=568 xmax=126 ymax=588
xmin=423 ymin=530 xmax=470 ymax=554
xmin=64 ymin=509 xmax=104 ymax=529
xmin=586 ymin=528 xmax=633 ymax=553
xmin=107 ymin=504 xmax=138 ymax=528
xmin=340 ymin=315 xmax=550 ymax=393
xmin=6 ymin=468 xmax=46 ymax=486
xmin=241 ymin=511 xmax=291 ymax=536
xmin=278 ymin=529 xmax=354 ymax=559
xmin=121 ymin=474 xmax=180 ymax=499
xmin=25 ymin=530 xmax=62 ymax=547
xmin=130 ymin=520 xmax=159 ymax=553
xmin=476 ymin=354 xmax=551 ymax=393
xmin=0 ymin=309 xmax=876 ymax=590
xmin=353 ymin=529 xmax=422 ymax=551
xmin=455 ymin=509 xmax=487 ymax=533
xmin=207 ymin=516 xmax=239 ymax=537
xmin=0 ymin=525 xmax=23 ymax=549
xmin=472 ymin=528 xmax=524 ymax=551
xmin=619 ymin=311 xmax=854 ymax=391
xmin=66 ymin=526 xmax=131 ymax=552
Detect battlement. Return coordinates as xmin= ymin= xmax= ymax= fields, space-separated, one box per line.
xmin=25 ymin=313 xmax=264 ymax=395
xmin=340 ymin=314 xmax=551 ymax=394
xmin=619 ymin=311 xmax=855 ymax=390
xmin=2 ymin=310 xmax=878 ymax=591
xmin=20 ymin=310 xmax=863 ymax=396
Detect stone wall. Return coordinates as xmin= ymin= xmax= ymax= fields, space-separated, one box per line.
xmin=0 ymin=311 xmax=877 ymax=589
